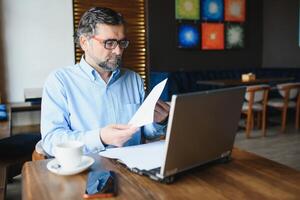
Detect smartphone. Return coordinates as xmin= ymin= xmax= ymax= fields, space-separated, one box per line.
xmin=83 ymin=170 xmax=117 ymax=199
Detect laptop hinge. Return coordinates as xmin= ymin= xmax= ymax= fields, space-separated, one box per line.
xmin=221 ymin=150 xmax=231 ymax=158
xmin=164 ymin=168 xmax=178 ymax=177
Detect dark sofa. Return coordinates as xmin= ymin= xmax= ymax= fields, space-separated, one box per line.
xmin=149 ymin=68 xmax=300 ymax=101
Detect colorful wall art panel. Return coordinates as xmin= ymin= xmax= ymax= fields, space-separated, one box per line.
xmin=176 ymin=0 xmax=200 ymax=20
xmin=224 ymin=0 xmax=246 ymax=22
xmin=175 ymin=0 xmax=246 ymax=50
xmin=202 ymin=23 xmax=224 ymax=49
xmin=177 ymin=23 xmax=200 ymax=48
xmin=225 ymin=23 xmax=244 ymax=49
xmin=201 ymin=0 xmax=224 ymax=21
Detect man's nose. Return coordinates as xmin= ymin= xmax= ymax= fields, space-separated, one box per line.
xmin=112 ymin=45 xmax=123 ymax=55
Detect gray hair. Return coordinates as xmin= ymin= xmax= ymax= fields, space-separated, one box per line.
xmin=74 ymin=7 xmax=125 ymax=47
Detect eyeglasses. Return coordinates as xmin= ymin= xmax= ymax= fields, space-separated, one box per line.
xmin=92 ymin=37 xmax=129 ymax=50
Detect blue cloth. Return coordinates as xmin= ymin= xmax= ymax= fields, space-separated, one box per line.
xmin=0 ymin=104 xmax=6 ymax=111
xmin=0 ymin=104 xmax=7 ymax=121
xmin=41 ymin=57 xmax=166 ymax=156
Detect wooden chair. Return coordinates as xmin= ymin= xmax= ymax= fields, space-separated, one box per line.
xmin=32 ymin=150 xmax=46 ymax=161
xmin=241 ymin=85 xmax=270 ymax=138
xmin=267 ymin=82 xmax=300 ymax=132
xmin=32 ymin=140 xmax=47 ymax=161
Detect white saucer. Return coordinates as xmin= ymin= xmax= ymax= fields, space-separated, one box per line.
xmin=47 ymin=155 xmax=95 ymax=176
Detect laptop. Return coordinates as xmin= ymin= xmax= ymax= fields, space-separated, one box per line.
xmin=139 ymin=87 xmax=245 ymax=183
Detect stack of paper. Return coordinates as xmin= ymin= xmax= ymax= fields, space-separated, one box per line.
xmin=99 ymin=141 xmax=165 ymax=170
xmin=100 ymin=79 xmax=168 ymax=170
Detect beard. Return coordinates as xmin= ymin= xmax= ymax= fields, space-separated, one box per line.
xmin=97 ymin=55 xmax=122 ymax=72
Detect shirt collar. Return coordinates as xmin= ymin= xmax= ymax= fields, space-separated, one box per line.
xmin=79 ymin=56 xmax=121 ymax=83
xmin=79 ymin=57 xmax=96 ymax=81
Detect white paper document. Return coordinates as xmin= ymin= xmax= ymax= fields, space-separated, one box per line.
xmin=128 ymin=78 xmax=168 ymax=127
xmin=99 ymin=141 xmax=165 ymax=170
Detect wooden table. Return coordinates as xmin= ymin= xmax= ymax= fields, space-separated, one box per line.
xmin=10 ymin=102 xmax=41 ymax=113
xmin=9 ymin=102 xmax=41 ymax=136
xmin=0 ymin=102 xmax=41 ymax=138
xmin=22 ymin=148 xmax=300 ymax=200
xmin=197 ymin=77 xmax=295 ymax=87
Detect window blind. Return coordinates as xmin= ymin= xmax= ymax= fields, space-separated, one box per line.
xmin=73 ymin=0 xmax=148 ymax=87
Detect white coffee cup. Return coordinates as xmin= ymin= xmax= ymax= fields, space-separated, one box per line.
xmin=54 ymin=141 xmax=84 ymax=170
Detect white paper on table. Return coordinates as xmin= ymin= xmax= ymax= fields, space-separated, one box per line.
xmin=99 ymin=141 xmax=165 ymax=170
xmin=128 ymin=78 xmax=168 ymax=127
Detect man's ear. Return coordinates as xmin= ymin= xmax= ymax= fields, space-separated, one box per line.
xmin=79 ymin=35 xmax=89 ymax=51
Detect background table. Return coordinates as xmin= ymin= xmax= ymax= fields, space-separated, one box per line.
xmin=197 ymin=77 xmax=295 ymax=87
xmin=22 ymin=148 xmax=300 ymax=200
xmin=9 ymin=102 xmax=41 ymax=136
xmin=0 ymin=103 xmax=41 ymax=139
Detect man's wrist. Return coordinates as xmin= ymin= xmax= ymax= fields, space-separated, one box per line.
xmin=99 ymin=130 xmax=108 ymax=147
xmin=157 ymin=117 xmax=169 ymax=126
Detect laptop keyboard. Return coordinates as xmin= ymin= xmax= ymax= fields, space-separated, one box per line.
xmin=131 ymin=166 xmax=175 ymax=183
xmin=148 ymin=167 xmax=161 ymax=175
xmin=131 ymin=167 xmax=161 ymax=177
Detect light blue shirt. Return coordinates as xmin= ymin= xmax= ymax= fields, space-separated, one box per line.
xmin=41 ymin=57 xmax=166 ymax=156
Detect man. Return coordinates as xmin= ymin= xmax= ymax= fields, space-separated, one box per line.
xmin=41 ymin=7 xmax=170 ymax=156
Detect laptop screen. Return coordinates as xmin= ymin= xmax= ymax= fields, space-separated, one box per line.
xmin=160 ymin=87 xmax=245 ymax=178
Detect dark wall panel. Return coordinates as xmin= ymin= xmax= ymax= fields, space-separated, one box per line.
xmin=262 ymin=0 xmax=300 ymax=68
xmin=147 ymin=0 xmax=263 ymax=71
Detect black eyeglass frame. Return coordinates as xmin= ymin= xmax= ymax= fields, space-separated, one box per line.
xmin=92 ymin=37 xmax=130 ymax=50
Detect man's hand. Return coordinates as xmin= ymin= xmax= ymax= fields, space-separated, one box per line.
xmin=154 ymin=100 xmax=170 ymax=124
xmin=100 ymin=124 xmax=138 ymax=147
